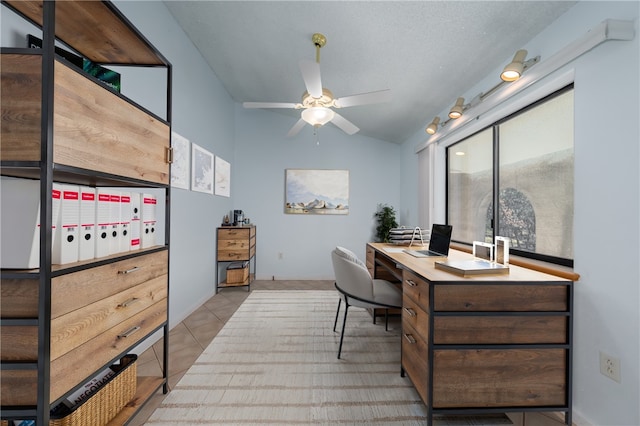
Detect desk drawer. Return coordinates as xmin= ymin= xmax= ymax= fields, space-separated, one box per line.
xmin=401 ymin=320 xmax=428 ymax=404
xmin=402 ymin=294 xmax=429 ymax=341
xmin=434 ymin=315 xmax=567 ymax=344
xmin=433 ymin=348 xmax=566 ymax=408
xmin=433 ymin=284 xmax=568 ymax=312
xmin=403 ymin=270 xmax=430 ymax=312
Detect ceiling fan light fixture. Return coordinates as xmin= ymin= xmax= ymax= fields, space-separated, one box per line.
xmin=501 ymin=49 xmax=527 ymax=82
xmin=301 ymin=106 xmax=335 ymax=127
xmin=426 ymin=116 xmax=440 ymax=135
xmin=448 ymin=97 xmax=465 ymax=119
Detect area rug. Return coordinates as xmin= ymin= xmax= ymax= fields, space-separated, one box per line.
xmin=145 ymin=290 xmax=511 ymax=425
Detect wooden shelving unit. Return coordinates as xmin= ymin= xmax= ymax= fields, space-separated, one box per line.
xmin=0 ymin=1 xmax=172 ymax=423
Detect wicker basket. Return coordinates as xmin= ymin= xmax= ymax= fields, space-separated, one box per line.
xmin=49 ymin=354 xmax=137 ymax=426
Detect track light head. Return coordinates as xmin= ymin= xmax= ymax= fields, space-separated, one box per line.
xmin=448 ymin=97 xmax=465 ymax=119
xmin=501 ymin=49 xmax=528 ymax=82
xmin=426 ymin=116 xmax=440 ymax=135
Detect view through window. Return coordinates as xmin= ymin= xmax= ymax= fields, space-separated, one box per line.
xmin=447 ymin=86 xmax=574 ymax=265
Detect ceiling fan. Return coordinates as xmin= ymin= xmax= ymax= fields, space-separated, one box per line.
xmin=243 ymin=33 xmax=391 ymax=137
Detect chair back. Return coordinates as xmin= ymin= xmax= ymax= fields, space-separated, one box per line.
xmin=331 ymin=247 xmax=374 ymax=301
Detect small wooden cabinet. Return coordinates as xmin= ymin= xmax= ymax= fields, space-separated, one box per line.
xmin=216 ymin=226 xmax=256 ymax=291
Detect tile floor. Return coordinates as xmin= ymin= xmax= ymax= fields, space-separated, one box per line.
xmin=129 ymin=279 xmax=571 ymax=426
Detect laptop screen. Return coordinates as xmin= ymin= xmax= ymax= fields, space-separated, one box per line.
xmin=429 ymin=224 xmax=453 ymax=255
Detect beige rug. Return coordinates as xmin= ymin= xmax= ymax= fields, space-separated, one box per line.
xmin=145 ymin=290 xmax=511 ymax=425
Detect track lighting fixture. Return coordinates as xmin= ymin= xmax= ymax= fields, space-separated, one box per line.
xmin=426 ymin=116 xmax=440 ymax=135
xmin=448 ymin=97 xmax=465 ymax=119
xmin=501 ymin=49 xmax=528 ymax=82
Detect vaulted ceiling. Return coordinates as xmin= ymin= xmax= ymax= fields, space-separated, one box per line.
xmin=164 ymin=1 xmax=577 ymax=143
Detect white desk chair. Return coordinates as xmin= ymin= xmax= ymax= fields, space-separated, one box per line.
xmin=331 ymin=246 xmax=402 ymax=359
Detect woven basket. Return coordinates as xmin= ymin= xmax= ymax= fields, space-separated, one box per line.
xmin=49 ymin=354 xmax=137 ymax=426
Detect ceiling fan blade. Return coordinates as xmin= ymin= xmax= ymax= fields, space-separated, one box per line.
xmin=334 ymin=89 xmax=392 ymax=108
xmin=330 ymin=112 xmax=359 ymax=135
xmin=243 ymin=102 xmax=297 ymax=109
xmin=299 ymin=60 xmax=322 ymax=98
xmin=287 ymin=118 xmax=307 ymax=137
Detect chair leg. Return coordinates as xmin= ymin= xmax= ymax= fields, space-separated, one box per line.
xmin=385 ymin=309 xmax=389 ymax=331
xmin=337 ymin=303 xmax=349 ymax=359
xmin=333 ymin=298 xmax=342 ymax=332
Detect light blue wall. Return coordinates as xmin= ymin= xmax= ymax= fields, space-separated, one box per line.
xmin=233 ymin=106 xmax=401 ymax=279
xmin=111 ymin=1 xmax=236 ymax=326
xmin=400 ymin=2 xmax=639 ymax=425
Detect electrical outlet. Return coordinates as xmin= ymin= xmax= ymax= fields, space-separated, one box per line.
xmin=599 ymin=352 xmax=621 ymax=383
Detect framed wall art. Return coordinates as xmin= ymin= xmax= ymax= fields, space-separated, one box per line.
xmin=191 ymin=143 xmax=214 ymax=194
xmin=170 ymin=131 xmax=190 ymax=190
xmin=285 ymin=169 xmax=349 ymax=215
xmin=215 ymin=156 xmax=231 ymax=197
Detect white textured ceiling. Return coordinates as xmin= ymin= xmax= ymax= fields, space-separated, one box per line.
xmin=164 ymin=1 xmax=577 ymax=143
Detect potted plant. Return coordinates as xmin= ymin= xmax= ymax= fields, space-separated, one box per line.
xmin=374 ymin=203 xmax=398 ymax=243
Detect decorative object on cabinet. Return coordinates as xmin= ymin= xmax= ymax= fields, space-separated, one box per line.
xmin=0 ymin=0 xmax=172 ymax=424
xmin=285 ymin=169 xmax=349 ymax=215
xmin=214 ymin=156 xmax=231 ymax=197
xmin=216 ymin=226 xmax=256 ymax=292
xmin=191 ymin=143 xmax=214 ymax=194
xmin=171 ymin=131 xmax=191 ymax=190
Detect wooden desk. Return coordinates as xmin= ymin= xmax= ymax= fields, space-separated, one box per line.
xmin=367 ymin=243 xmax=573 ymax=426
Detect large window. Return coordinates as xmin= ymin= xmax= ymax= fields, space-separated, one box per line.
xmin=447 ymin=86 xmax=574 ymax=265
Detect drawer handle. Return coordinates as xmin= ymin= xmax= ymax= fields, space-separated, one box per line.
xmin=118 ymin=266 xmax=140 ymax=275
xmin=118 ymin=297 xmax=140 ymax=308
xmin=166 ymin=146 xmax=173 ymax=164
xmin=403 ymin=333 xmax=416 ymax=344
xmin=406 ymin=279 xmax=418 ymax=287
xmin=118 ymin=326 xmax=141 ymax=339
xmin=403 ymin=307 xmax=417 ymax=317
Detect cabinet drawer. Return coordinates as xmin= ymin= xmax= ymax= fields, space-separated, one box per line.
xmin=51 ymin=274 xmax=167 ymax=361
xmin=0 ymin=326 xmax=38 ymax=361
xmin=0 ymin=277 xmax=38 ymax=318
xmin=401 ymin=320 xmax=428 ymax=404
xmin=433 ymin=348 xmax=566 ymax=408
xmin=402 ymin=294 xmax=429 ymax=341
xmin=403 ymin=270 xmax=430 ymax=312
xmin=433 ymin=284 xmax=568 ymax=312
xmin=51 ymin=250 xmax=168 ymax=319
xmin=50 ymin=300 xmax=167 ymax=402
xmin=218 ymin=227 xmax=251 ymax=240
xmin=1 ymin=56 xmax=169 ymax=183
xmin=434 ymin=315 xmax=567 ymax=344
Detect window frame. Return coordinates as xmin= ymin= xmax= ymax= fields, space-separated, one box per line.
xmin=446 ymin=84 xmax=574 ymax=267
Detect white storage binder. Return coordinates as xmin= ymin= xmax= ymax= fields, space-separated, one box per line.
xmin=108 ymin=191 xmax=122 ymax=255
xmin=1 ymin=178 xmax=41 ymax=269
xmin=95 ymin=189 xmax=112 ymax=258
xmin=141 ymin=193 xmax=157 ymax=249
xmin=52 ymin=184 xmax=80 ymax=265
xmin=0 ymin=178 xmax=62 ymax=269
xmin=129 ymin=192 xmax=141 ymax=251
xmin=78 ymin=186 xmax=96 ymax=261
xmin=119 ymin=192 xmax=131 ymax=253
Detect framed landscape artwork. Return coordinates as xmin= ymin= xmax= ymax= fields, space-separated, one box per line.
xmin=285 ymin=169 xmax=349 ymax=215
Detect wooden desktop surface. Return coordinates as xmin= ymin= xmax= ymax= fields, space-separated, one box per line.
xmin=368 ymin=242 xmax=571 ymax=283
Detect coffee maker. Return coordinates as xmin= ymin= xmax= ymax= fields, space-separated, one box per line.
xmin=233 ymin=209 xmax=244 ymax=226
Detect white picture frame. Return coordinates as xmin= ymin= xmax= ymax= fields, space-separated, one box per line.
xmin=191 ymin=143 xmax=214 ymax=194
xmin=170 ymin=131 xmax=190 ymax=190
xmin=214 ymin=156 xmax=231 ymax=197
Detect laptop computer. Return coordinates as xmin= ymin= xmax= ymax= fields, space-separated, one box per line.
xmin=403 ymin=224 xmax=453 ymax=258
